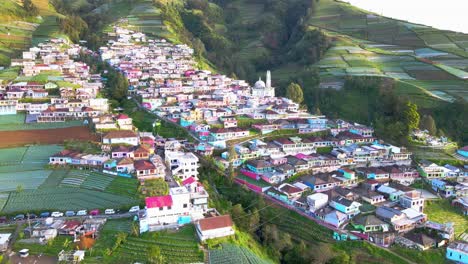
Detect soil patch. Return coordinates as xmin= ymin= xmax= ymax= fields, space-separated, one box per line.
xmin=0 ymin=127 xmax=98 ymax=148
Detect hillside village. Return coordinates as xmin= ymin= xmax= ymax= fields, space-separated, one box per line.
xmin=0 ymin=23 xmax=467 ymax=263
xmin=70 ymin=26 xmax=467 ymax=262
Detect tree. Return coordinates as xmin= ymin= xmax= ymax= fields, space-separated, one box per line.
xmin=403 ymin=101 xmax=420 ymax=132
xmin=285 ymin=82 xmax=304 ymax=104
xmin=420 ymin=114 xmax=437 ymax=135
xmin=23 ymin=0 xmax=38 ymax=16
xmin=248 ymin=208 xmax=260 ymax=232
xmin=314 ymin=106 xmax=322 ymax=115
xmin=147 ymin=245 xmax=164 ymax=264
xmin=16 ymin=185 xmax=23 ymax=193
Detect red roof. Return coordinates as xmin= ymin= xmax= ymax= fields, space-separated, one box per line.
xmin=198 ymin=215 xmax=233 ymax=231
xmin=146 ymin=195 xmax=173 ymax=208
xmin=134 ymin=160 xmax=155 ymax=170
xmin=182 ymin=177 xmax=196 ymax=185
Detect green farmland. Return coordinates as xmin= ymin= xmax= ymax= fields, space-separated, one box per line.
xmin=303 ymin=0 xmax=468 ymax=105
xmin=209 ymin=243 xmax=274 ymax=264
xmin=0 ymin=145 xmax=140 ymax=214
xmin=2 ymin=187 xmax=138 ymax=213
xmin=88 ymin=220 xmax=205 ymax=264
xmin=0 ymin=113 xmax=84 ymax=131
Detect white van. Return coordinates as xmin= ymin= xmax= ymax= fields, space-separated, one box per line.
xmin=19 ymin=249 xmax=29 ymax=258
xmin=51 ymin=212 xmax=63 ymax=217
xmin=76 ymin=210 xmax=87 ymax=216
xmin=104 ymin=209 xmax=115 ymax=215
xmin=128 ymin=206 xmax=140 ymax=213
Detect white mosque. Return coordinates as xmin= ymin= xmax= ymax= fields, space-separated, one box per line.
xmin=252 ymin=70 xmax=275 ymax=98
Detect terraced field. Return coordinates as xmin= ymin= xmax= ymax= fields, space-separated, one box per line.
xmin=89 ymin=221 xmax=204 ymax=263
xmin=0 ymin=146 xmax=140 ymax=214
xmin=209 ymin=243 xmax=274 ymax=264
xmin=59 ymin=170 xmax=115 ymax=191
xmin=2 ymin=187 xmax=138 ymax=213
xmin=0 ymin=0 xmax=68 ymax=66
xmin=304 ymin=0 xmax=468 ymax=105
xmin=0 ymin=113 xmax=84 ymax=131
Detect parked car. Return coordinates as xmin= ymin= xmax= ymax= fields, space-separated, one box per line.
xmin=0 ymin=216 xmax=7 ymax=224
xmin=13 ymin=214 xmax=25 ymax=221
xmin=76 ymin=210 xmax=87 ymax=216
xmin=65 ymin=211 xmax=75 ymax=217
xmin=40 ymin=212 xmax=50 ymax=218
xmin=129 ymin=206 xmax=140 ymax=213
xmin=104 ymin=209 xmax=115 ymax=215
xmin=19 ymin=249 xmax=29 ymax=258
xmin=89 ymin=209 xmax=100 ymax=216
xmin=28 ymin=213 xmax=37 ymax=219
xmin=51 ymin=212 xmax=63 ymax=217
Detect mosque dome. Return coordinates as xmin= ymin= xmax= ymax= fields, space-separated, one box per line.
xmin=254 ymin=77 xmax=266 ymax=89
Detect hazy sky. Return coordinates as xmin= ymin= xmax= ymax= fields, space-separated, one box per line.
xmin=344 ymin=0 xmax=468 ymax=34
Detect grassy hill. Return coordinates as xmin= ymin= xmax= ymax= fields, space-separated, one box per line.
xmin=305 ymin=0 xmax=468 ymax=103
xmin=0 ymin=0 xmax=70 ymax=66
xmin=164 ymin=0 xmax=467 ymax=145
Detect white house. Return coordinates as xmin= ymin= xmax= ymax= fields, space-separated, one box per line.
xmin=165 ymin=151 xmax=199 ymax=180
xmin=102 ymin=130 xmax=139 ymax=146
xmin=0 ymin=233 xmax=11 ymax=252
xmin=140 ymin=186 xmax=206 ymax=231
xmin=307 ymin=193 xmax=328 ymax=213
xmin=196 ymin=215 xmax=235 ymax=241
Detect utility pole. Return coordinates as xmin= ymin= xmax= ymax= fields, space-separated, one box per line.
xmin=27 ymin=213 xmax=31 ymax=237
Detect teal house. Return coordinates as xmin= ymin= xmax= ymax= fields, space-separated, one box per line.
xmin=245 ymin=159 xmax=273 ymax=174
xmin=446 ymin=241 xmax=468 ymax=264
xmin=266 ymin=187 xmax=291 ymax=205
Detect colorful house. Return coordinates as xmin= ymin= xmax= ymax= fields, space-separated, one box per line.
xmin=457 ymin=146 xmax=468 ymax=159
xmin=432 ymin=179 xmax=456 ymax=198
xmin=330 ymin=197 xmax=361 ymax=218
xmin=245 ymin=159 xmax=273 ymax=174
xmin=265 ymin=187 xmax=290 ymax=204
xmin=417 ymin=160 xmax=445 ymax=178
xmin=103 ymin=159 xmax=117 ymax=170
xmin=338 ymin=168 xmax=355 ymax=180
xmin=446 ymin=241 xmax=468 ymax=264
xmin=352 ymin=214 xmax=389 ymax=233
xmin=324 ymin=210 xmax=348 ymax=228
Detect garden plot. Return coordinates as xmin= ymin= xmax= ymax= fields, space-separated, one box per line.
xmin=125 ymin=2 xmax=168 ymax=38
xmin=59 ymin=170 xmax=115 ymax=191
xmin=2 ymin=187 xmax=138 ymax=213
xmin=0 ymin=146 xmax=27 ymax=164
xmin=0 ymin=113 xmax=83 ymax=131
xmin=0 ymin=193 xmax=9 ymax=211
xmin=415 ymin=48 xmax=448 ymax=58
xmin=113 ymin=225 xmax=204 ymax=263
xmin=0 ymin=170 xmax=51 ymax=192
xmin=209 ymin=243 xmax=273 ymax=264
xmin=435 ymin=64 xmax=468 ymax=79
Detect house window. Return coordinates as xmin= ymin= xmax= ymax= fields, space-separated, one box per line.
xmin=159 ymin=207 xmax=163 ymax=211
xmin=183 ymin=204 xmax=187 ymax=208
xmin=168 ymin=206 xmax=171 ymax=210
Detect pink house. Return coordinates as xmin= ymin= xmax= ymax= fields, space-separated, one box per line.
xmin=270 ymin=157 xmax=287 ymax=165
xmin=140 ymin=136 xmax=155 ymax=147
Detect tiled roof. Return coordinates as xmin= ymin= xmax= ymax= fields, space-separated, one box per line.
xmin=279 ymin=184 xmax=302 ymax=194
xmin=104 ymin=130 xmax=137 ymax=139
xmin=198 ymin=215 xmax=233 ymax=231
xmin=134 ymin=160 xmax=156 ymax=170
